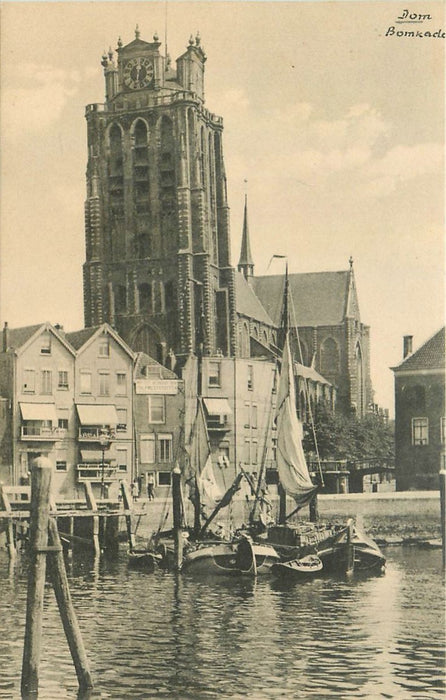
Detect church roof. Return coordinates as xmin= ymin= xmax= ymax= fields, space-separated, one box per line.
xmin=392 ymin=327 xmax=445 ymax=373
xmin=235 ymin=272 xmax=275 ymax=326
xmin=252 ymin=270 xmax=351 ymax=327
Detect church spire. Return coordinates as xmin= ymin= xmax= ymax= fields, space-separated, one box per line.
xmin=237 ymin=193 xmax=254 ymax=281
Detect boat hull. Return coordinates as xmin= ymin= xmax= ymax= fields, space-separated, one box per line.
xmin=183 ymin=539 xmax=280 ymax=577
xmin=272 ymin=555 xmax=323 ymax=580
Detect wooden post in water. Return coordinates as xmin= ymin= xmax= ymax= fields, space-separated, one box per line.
xmin=0 ymin=485 xmax=16 ymax=558
xmin=172 ymin=465 xmax=183 ymax=570
xmin=309 ymin=494 xmax=319 ymax=523
xmin=84 ymin=482 xmax=100 ymax=556
xmin=278 ymin=483 xmax=287 ymax=524
xmin=47 ymin=518 xmax=93 ymax=692
xmin=21 ymin=456 xmax=52 ymax=697
xmin=120 ymin=480 xmax=135 ymax=552
xmin=440 ymin=470 xmax=446 ymax=569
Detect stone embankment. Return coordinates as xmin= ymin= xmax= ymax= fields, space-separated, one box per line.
xmin=131 ymin=491 xmax=442 ymax=548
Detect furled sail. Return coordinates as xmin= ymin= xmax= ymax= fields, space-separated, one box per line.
xmin=197 ymin=454 xmax=223 ymax=515
xmin=276 ymin=333 xmax=318 ymax=507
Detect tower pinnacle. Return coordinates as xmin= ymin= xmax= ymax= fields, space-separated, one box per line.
xmin=237 ymin=193 xmax=254 ymax=281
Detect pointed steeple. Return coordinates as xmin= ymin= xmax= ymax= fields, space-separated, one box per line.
xmin=237 ymin=194 xmax=254 ymax=281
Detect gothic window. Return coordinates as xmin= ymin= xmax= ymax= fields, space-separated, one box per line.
xmin=153 ymin=281 xmax=164 ymax=314
xmin=108 ymin=124 xmax=125 ymax=248
xmin=159 ymin=117 xmax=177 ymax=250
xmin=165 ymin=281 xmax=174 ymax=309
xmin=187 ymin=109 xmax=195 ymax=184
xmin=132 ymin=120 xmax=150 ymax=223
xmin=320 ymin=337 xmax=339 ymax=374
xmin=355 ymin=342 xmax=364 ymax=416
xmin=200 ymin=127 xmax=206 ymax=188
xmin=240 ymin=322 xmax=250 ymax=358
xmin=214 ymin=132 xmax=223 ymax=206
xmin=138 ymin=283 xmax=152 ymax=312
xmin=115 ymin=284 xmax=127 ymax=314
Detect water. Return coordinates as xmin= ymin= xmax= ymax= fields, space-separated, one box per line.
xmin=0 ymin=547 xmax=444 ymax=699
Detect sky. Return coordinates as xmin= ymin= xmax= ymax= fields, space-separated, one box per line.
xmin=1 ymin=1 xmax=444 ymax=414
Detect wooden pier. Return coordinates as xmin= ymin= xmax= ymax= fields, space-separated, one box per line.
xmin=0 ymin=480 xmax=135 ymax=557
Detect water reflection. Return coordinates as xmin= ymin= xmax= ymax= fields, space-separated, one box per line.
xmin=0 ymin=548 xmax=444 ymax=699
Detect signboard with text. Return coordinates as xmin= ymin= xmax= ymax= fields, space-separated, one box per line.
xmin=135 ymin=379 xmax=179 ymax=395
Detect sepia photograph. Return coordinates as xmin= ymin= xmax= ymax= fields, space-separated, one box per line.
xmin=0 ymin=1 xmax=444 ymax=697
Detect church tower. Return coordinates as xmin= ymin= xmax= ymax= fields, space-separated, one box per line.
xmin=83 ymin=28 xmax=236 ymax=365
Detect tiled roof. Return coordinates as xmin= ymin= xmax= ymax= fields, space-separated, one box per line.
xmin=134 ymin=352 xmax=178 ymax=379
xmin=235 ymin=272 xmax=275 ymax=326
xmin=393 ymin=327 xmax=445 ymax=372
xmin=4 ymin=324 xmax=44 ymax=350
xmin=65 ymin=327 xmax=100 ymax=350
xmin=252 ymin=271 xmax=351 ymax=327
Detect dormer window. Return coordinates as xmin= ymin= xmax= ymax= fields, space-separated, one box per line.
xmin=41 ymin=335 xmax=51 ymax=355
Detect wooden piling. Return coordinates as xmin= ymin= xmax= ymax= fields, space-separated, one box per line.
xmin=440 ymin=470 xmax=445 ymax=569
xmin=0 ymin=485 xmax=16 ymax=558
xmin=21 ymin=456 xmax=52 ymax=697
xmin=309 ymin=494 xmax=319 ymax=523
xmin=47 ymin=519 xmax=93 ymax=692
xmin=83 ymin=482 xmax=100 ymax=557
xmin=172 ymin=466 xmax=183 ymax=571
xmin=120 ymin=481 xmax=135 ymax=552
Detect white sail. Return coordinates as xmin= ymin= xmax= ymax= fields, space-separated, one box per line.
xmin=276 ymin=333 xmax=317 ymax=507
xmin=197 ymin=454 xmax=223 ymax=513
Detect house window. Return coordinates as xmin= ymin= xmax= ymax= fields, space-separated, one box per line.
xmin=116 ymin=372 xmax=127 ymax=395
xmin=58 ymin=418 xmax=69 ymax=431
xmin=40 ymin=335 xmax=51 ymax=355
xmin=23 ymin=369 xmax=35 ymax=393
xmin=140 ymin=434 xmax=155 ymax=463
xmin=116 ymin=448 xmax=128 ymax=472
xmin=58 ymin=371 xmax=69 ymax=390
xmin=247 ymin=364 xmax=254 ymax=391
xmin=149 ymin=395 xmax=165 ymax=423
xmin=243 ymin=438 xmax=251 ymax=465
xmin=56 ymin=461 xmax=67 ymax=472
xmin=441 ymin=417 xmax=445 ymax=444
xmin=98 ymin=339 xmax=110 ymax=357
xmin=80 ymin=372 xmax=92 ymax=394
xmin=208 ymin=362 xmax=221 ymax=387
xmin=158 ymin=434 xmax=172 ymax=462
xmin=244 ymin=402 xmax=258 ymax=429
xmin=412 ymin=417 xmax=429 ymax=446
xmin=158 ymin=471 xmax=172 ymax=486
xmin=99 ymin=372 xmax=110 ymax=396
xmin=252 ymin=404 xmax=257 ymax=429
xmin=41 ymin=370 xmax=52 ymax=395
xmin=116 ymin=408 xmax=127 ymax=432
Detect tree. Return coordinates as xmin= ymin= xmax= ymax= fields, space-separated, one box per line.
xmin=302 ymin=401 xmax=394 ymax=462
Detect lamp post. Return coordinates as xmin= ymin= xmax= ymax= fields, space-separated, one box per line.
xmin=99 ymin=430 xmax=112 ymax=500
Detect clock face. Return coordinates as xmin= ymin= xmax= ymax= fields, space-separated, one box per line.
xmin=123 ymin=57 xmax=154 ymax=89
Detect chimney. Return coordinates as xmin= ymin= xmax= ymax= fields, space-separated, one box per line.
xmin=403 ymin=335 xmax=413 ymax=359
xmin=54 ymin=323 xmax=65 ymax=337
xmin=3 ymin=322 xmax=9 ymax=352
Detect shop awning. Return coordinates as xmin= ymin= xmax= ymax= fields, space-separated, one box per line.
xmin=76 ymin=404 xmax=119 ymax=426
xmin=80 ymin=449 xmax=113 ymax=463
xmin=203 ymin=398 xmax=232 ymax=416
xmin=20 ymin=403 xmax=58 ymax=422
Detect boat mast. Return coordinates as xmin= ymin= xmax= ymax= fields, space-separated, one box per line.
xmin=278 ymin=261 xmax=289 ymax=524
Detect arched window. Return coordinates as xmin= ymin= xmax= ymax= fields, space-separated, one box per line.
xmin=159 ymin=117 xmax=177 ymax=250
xmin=115 ymin=285 xmax=127 ymax=314
xmin=320 ymin=337 xmax=339 ymax=374
xmin=138 ymin=283 xmax=152 ymax=313
xmin=131 ymin=323 xmax=162 ymax=359
xmin=355 ymin=342 xmax=364 ymax=415
xmin=240 ymin=322 xmax=250 ymax=358
xmin=133 ymin=119 xmax=150 ymax=217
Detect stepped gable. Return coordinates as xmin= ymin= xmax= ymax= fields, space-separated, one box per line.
xmin=393 ymin=327 xmax=445 ymax=372
xmin=235 ymin=271 xmax=275 ymax=326
xmin=252 ymin=270 xmax=350 ymax=327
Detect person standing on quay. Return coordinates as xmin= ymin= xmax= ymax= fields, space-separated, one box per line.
xmin=147 ymin=473 xmax=155 ymax=501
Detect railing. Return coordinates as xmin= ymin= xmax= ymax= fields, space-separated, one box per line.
xmin=206 ymin=419 xmax=229 ymax=432
xmin=78 ymin=427 xmax=115 ymax=441
xmin=21 ymin=426 xmax=60 ymax=440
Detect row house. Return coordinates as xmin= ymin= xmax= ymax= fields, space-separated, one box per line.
xmin=392 ymin=328 xmax=445 ymax=490
xmin=133 ymin=352 xmax=184 ymax=498
xmin=0 ymin=322 xmax=134 ymax=499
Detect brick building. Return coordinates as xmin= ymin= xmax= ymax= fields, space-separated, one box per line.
xmin=392 ymin=328 xmax=445 ymax=490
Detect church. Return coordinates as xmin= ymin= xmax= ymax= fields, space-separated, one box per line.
xmin=83 ymin=28 xmax=373 ymax=420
